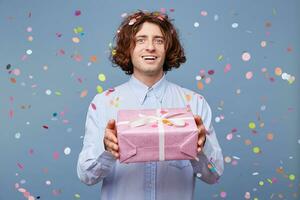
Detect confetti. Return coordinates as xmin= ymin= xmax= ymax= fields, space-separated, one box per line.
xmin=26 ymin=49 xmax=32 ymax=55
xmin=260 ymin=41 xmax=267 ymax=47
xmin=242 ymin=52 xmax=251 ymax=61
xmin=248 ymin=122 xmax=256 ymax=129
xmin=45 ymin=89 xmax=52 ymax=95
xmin=220 ymin=191 xmax=227 ymax=198
xmin=253 ymin=146 xmax=261 ymax=154
xmin=194 ymin=22 xmax=199 ymax=27
xmin=98 ymin=73 xmax=106 ymax=82
xmin=232 ymin=23 xmax=238 ymax=28
xmin=72 ymin=37 xmax=80 ymax=43
xmin=15 ymin=132 xmax=21 ymax=139
xmin=74 ymin=10 xmax=81 ymax=16
xmin=245 ymin=71 xmax=253 ymax=79
xmin=90 ymin=55 xmax=97 ymax=62
xmin=53 ymin=151 xmax=59 ymax=160
xmin=96 ymin=85 xmax=103 ymax=93
xmin=80 ymin=89 xmax=88 ymax=98
xmin=200 ymin=10 xmax=208 ymax=16
xmin=64 ymin=147 xmax=71 ymax=155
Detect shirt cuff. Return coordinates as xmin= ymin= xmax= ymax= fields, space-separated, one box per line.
xmin=97 ymin=151 xmax=117 ymax=169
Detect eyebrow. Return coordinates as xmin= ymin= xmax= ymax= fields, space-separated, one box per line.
xmin=135 ymin=35 xmax=164 ymax=39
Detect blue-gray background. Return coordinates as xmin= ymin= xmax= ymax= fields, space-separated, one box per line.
xmin=1 ymin=0 xmax=299 ymax=199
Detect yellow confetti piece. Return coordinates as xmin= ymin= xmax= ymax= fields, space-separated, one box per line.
xmin=74 ymin=194 xmax=80 ymax=199
xmin=55 ymin=91 xmax=62 ymax=96
xmin=96 ymin=85 xmax=103 ymax=93
xmin=248 ymin=122 xmax=256 ymax=129
xmin=217 ymin=55 xmax=223 ymax=61
xmin=253 ymin=146 xmax=261 ymax=154
xmin=289 ymin=174 xmax=295 ymax=181
xmin=162 ymin=119 xmax=173 ymax=126
xmin=258 ymin=181 xmax=264 ymax=186
xmin=80 ymin=90 xmax=88 ymax=98
xmin=267 ymin=178 xmax=272 ymax=184
xmin=72 ymin=37 xmax=80 ymax=43
xmin=73 ymin=26 xmax=83 ymax=34
xmin=98 ymin=73 xmax=106 ymax=82
xmin=112 ymin=49 xmax=117 ymax=56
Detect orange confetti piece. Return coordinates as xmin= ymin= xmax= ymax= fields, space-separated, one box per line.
xmin=197 ymin=81 xmax=204 ymax=90
xmin=80 ymin=89 xmax=88 ymax=98
xmin=90 ymin=55 xmax=97 ymax=62
xmin=10 ymin=77 xmax=16 ymax=83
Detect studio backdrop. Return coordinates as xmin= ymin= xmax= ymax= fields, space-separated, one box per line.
xmin=0 ymin=0 xmax=299 ymax=199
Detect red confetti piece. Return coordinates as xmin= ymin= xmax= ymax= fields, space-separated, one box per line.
xmin=75 ymin=10 xmax=81 ymax=16
xmin=208 ymin=70 xmax=215 ymax=75
xmin=91 ymin=103 xmax=96 ymax=110
xmin=42 ymin=125 xmax=49 ymax=129
xmin=17 ymin=163 xmax=24 ymax=169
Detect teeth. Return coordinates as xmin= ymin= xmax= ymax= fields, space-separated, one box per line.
xmin=142 ymin=56 xmax=157 ymax=60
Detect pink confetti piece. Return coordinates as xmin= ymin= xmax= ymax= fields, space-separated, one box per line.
xmin=17 ymin=163 xmax=24 ymax=169
xmin=29 ymin=148 xmax=34 ymax=155
xmin=224 ymin=64 xmax=231 ymax=73
xmin=18 ymin=188 xmax=26 ymax=193
xmin=53 ymin=152 xmax=59 ymax=160
xmin=56 ymin=32 xmax=62 ymax=38
xmin=9 ymin=109 xmax=14 ymax=118
xmin=91 ymin=103 xmax=96 ymax=110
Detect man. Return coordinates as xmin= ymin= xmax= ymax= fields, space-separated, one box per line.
xmin=77 ymin=10 xmax=224 ymax=200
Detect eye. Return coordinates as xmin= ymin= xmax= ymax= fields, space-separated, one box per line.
xmin=136 ymin=38 xmax=145 ymax=44
xmin=154 ymin=38 xmax=164 ymax=45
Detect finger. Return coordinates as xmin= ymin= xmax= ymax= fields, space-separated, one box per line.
xmin=105 ymin=130 xmax=118 ymax=143
xmin=105 ymin=139 xmax=119 ymax=151
xmin=112 ymin=151 xmax=120 ymax=159
xmin=194 ymin=115 xmax=204 ymax=126
xmin=198 ymin=135 xmax=206 ymax=146
xmin=106 ymin=119 xmax=116 ymax=130
xmin=198 ymin=124 xmax=206 ymax=135
xmin=197 ymin=147 xmax=202 ymax=153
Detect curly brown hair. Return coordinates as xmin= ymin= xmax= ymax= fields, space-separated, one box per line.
xmin=110 ymin=10 xmax=186 ymax=75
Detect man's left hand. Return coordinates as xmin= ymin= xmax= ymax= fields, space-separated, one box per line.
xmin=194 ymin=115 xmax=207 ymax=153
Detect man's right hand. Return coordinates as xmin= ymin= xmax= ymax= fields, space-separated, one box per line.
xmin=104 ymin=119 xmax=120 ymax=159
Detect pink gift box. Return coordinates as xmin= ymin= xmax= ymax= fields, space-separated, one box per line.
xmin=116 ymin=107 xmax=198 ymax=163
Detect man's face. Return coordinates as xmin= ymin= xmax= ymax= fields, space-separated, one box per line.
xmin=130 ymin=22 xmax=166 ymax=77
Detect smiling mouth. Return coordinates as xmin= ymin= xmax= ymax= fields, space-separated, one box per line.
xmin=141 ymin=55 xmax=158 ymax=60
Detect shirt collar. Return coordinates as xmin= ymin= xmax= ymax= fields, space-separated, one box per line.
xmin=128 ymin=73 xmax=168 ymax=105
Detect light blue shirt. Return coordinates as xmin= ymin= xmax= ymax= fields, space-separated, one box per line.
xmin=77 ymin=74 xmax=224 ymax=200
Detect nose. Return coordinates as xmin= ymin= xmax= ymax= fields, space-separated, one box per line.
xmin=145 ymin=41 xmax=155 ymax=52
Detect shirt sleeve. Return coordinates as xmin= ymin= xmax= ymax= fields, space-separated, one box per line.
xmin=189 ymin=94 xmax=224 ymax=184
xmin=77 ymin=94 xmax=116 ymax=185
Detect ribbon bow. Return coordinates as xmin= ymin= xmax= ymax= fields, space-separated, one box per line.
xmin=129 ymin=112 xmax=187 ymax=128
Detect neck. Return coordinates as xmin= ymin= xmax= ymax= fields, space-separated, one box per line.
xmin=133 ymin=70 xmax=164 ymax=87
